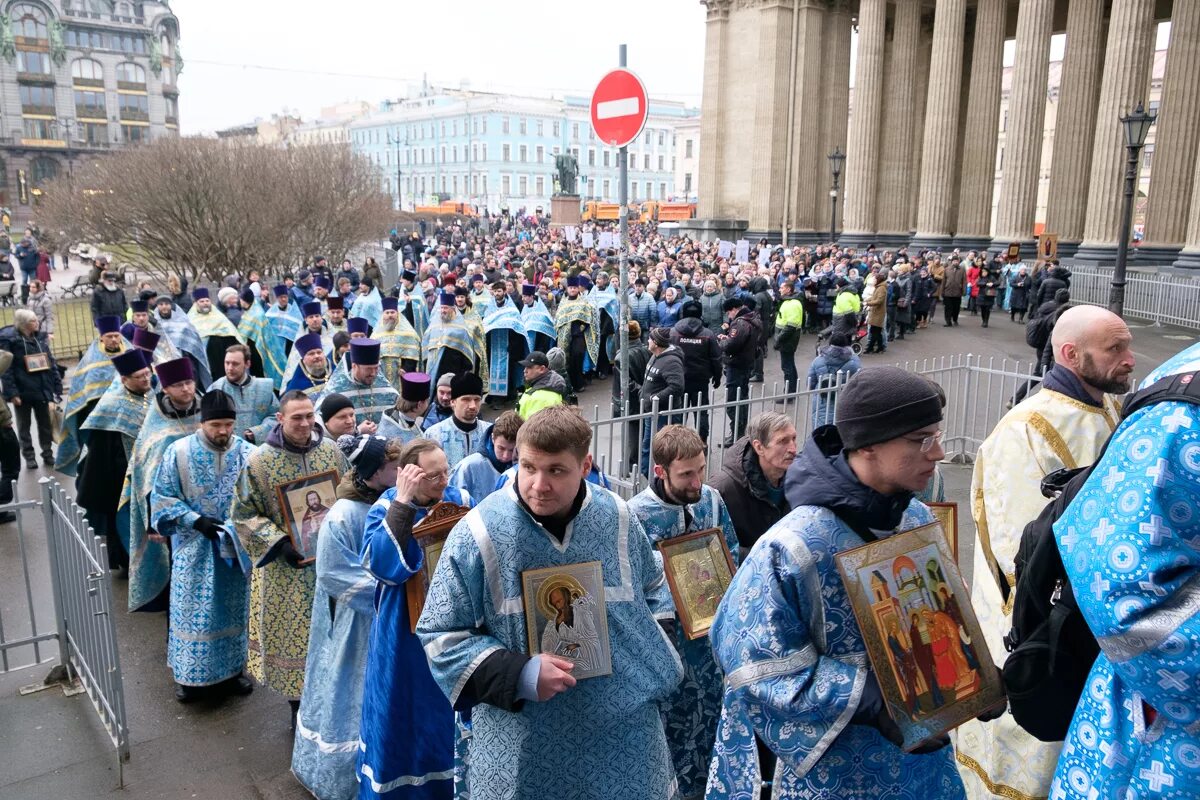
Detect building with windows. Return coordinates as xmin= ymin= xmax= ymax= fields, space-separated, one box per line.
xmin=285 ymin=101 xmax=370 ymax=148
xmin=0 ymin=0 xmax=180 ymax=217
xmin=673 ymin=117 xmax=700 ymax=205
xmin=216 ymin=113 xmax=301 ymax=147
xmin=348 ymin=88 xmax=699 ymax=212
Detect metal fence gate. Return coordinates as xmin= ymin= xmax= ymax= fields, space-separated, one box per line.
xmin=0 ymin=478 xmax=130 ymax=786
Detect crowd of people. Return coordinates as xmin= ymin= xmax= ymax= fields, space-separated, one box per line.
xmin=4 ymin=212 xmax=1191 ymax=800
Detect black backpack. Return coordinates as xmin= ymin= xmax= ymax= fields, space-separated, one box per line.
xmin=1000 ymin=370 xmax=1200 ymax=742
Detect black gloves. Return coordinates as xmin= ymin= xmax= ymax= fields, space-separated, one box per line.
xmin=279 ymin=541 xmax=307 ymax=568
xmin=192 ymin=516 xmax=224 ymax=540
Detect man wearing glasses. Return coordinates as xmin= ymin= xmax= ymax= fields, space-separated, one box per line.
xmin=957 ymin=305 xmax=1133 ymax=800
xmin=710 ymin=366 xmax=968 ymax=799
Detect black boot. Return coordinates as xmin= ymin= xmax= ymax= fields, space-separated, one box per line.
xmin=289 ymin=698 xmax=301 ymax=729
xmin=175 ymin=683 xmax=204 ymax=704
xmin=219 ymin=673 xmax=254 ymax=697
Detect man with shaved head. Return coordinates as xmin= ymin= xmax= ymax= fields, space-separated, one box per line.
xmin=956 ymin=304 xmax=1134 ymax=799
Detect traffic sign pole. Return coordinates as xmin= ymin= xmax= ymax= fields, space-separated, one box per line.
xmin=618 ymin=44 xmax=630 ymax=418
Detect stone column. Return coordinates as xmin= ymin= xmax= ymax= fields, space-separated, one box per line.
xmin=747 ymin=0 xmax=797 ymax=238
xmin=875 ymin=0 xmax=920 ymax=246
xmin=909 ymin=20 xmax=933 ymax=234
xmin=840 ymin=0 xmax=886 ymax=246
xmin=786 ymin=0 xmax=827 ymax=239
xmin=1145 ymin=2 xmax=1200 ymax=264
xmin=954 ymin=0 xmax=1004 ymax=248
xmin=991 ymin=0 xmax=1054 ymax=256
xmin=1044 ymin=0 xmax=1106 ymax=255
xmin=912 ymin=0 xmax=966 ymax=249
xmin=1171 ymin=143 xmax=1200 ymax=269
xmin=1077 ymin=0 xmax=1157 ymax=263
xmin=697 ymin=0 xmax=731 ymax=222
xmin=815 ymin=0 xmax=851 ymax=241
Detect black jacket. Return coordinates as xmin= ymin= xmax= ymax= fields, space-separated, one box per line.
xmin=0 ymin=328 xmax=62 ymax=403
xmin=709 ymin=437 xmax=790 ymax=550
xmin=640 ymin=345 xmax=685 ymax=413
xmin=90 ymin=285 xmax=129 ymax=323
xmin=613 ymin=340 xmax=652 ymax=411
xmin=1035 ymin=267 xmax=1071 ymax=307
xmin=784 ymin=426 xmax=914 ymax=540
xmin=720 ymin=307 xmax=762 ymax=366
xmin=670 ymin=317 xmax=722 ymax=389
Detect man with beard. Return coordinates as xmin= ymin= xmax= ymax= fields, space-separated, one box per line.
xmin=424 ymin=371 xmax=492 ymax=469
xmin=424 ymin=373 xmax=455 ymax=430
xmin=397 ymin=269 xmax=429 ymax=340
xmin=154 ymin=295 xmax=213 ymax=388
xmin=483 ymin=281 xmax=528 ymax=410
xmin=188 ymin=287 xmax=246 ymax=382
xmin=265 ymin=284 xmax=303 ymax=355
xmin=321 ymin=339 xmax=399 ymax=427
xmin=956 ymin=305 xmax=1134 ymax=800
xmin=449 ymin=409 xmax=521 ymax=502
xmin=324 ymin=296 xmax=348 ymax=336
xmin=520 ymin=284 xmax=556 ymax=354
xmin=378 ymin=371 xmax=431 ymax=444
xmin=285 ymin=333 xmax=331 ymax=397
xmin=120 ymin=298 xmax=153 ymax=342
xmin=77 ymin=349 xmax=153 ymax=571
xmin=279 ymin=302 xmax=333 ymax=388
xmin=210 ymin=344 xmax=278 ymax=444
xmin=56 ymin=315 xmax=126 ymax=475
xmin=375 ymin=296 xmax=421 ymax=387
xmin=233 ymin=391 xmax=346 ymax=722
xmin=151 ymin=389 xmax=257 ymax=703
xmin=424 ymin=292 xmax=481 ymax=390
xmin=121 ymin=357 xmax=202 ymax=611
xmin=628 ymin=425 xmax=738 ymax=800
xmin=554 ymin=276 xmax=598 ymax=396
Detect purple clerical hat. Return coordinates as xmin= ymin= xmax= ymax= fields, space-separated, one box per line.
xmin=273 ymin=284 xmax=289 ymax=298
xmin=295 ymin=333 xmax=324 ymax=356
xmin=154 ymin=357 xmax=194 ymax=387
xmin=438 ymin=291 xmax=455 ymax=307
xmin=192 ymin=287 xmax=210 ymax=301
xmin=95 ymin=315 xmax=121 ymax=335
xmin=348 ymin=318 xmax=370 ymax=335
xmin=400 ymin=371 xmax=430 ymax=402
xmin=349 ymin=338 xmax=381 ymax=366
xmin=131 ymin=327 xmax=160 ymax=351
xmin=111 ymin=349 xmax=149 ymax=377
xmin=326 ymin=296 xmax=344 ymax=311
xmin=302 ymin=302 xmax=322 ymax=318
xmin=381 ymin=296 xmax=399 ymax=312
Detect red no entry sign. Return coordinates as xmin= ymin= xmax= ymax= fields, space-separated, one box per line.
xmin=590 ymin=68 xmax=649 ymax=148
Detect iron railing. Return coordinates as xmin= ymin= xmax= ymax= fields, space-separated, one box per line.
xmin=1068 ymin=263 xmax=1200 ymax=328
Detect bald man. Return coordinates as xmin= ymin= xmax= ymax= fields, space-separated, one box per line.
xmin=955 ymin=304 xmax=1134 ymax=799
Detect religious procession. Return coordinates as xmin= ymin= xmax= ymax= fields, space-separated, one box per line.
xmin=5 ymin=209 xmax=1192 ymax=800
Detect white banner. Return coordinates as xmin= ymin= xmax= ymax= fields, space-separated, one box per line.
xmin=735 ymin=240 xmax=750 ymax=263
xmin=718 ymin=240 xmax=733 ymax=259
xmin=582 ymin=231 xmax=595 ymax=249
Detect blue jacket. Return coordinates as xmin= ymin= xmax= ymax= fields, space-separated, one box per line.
xmin=628 ymin=291 xmax=658 ymax=333
xmin=807 ymin=344 xmax=861 ymax=427
xmin=657 ymin=299 xmax=683 ymax=329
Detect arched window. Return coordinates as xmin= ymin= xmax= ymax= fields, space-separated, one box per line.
xmin=72 ymin=58 xmax=104 ymax=82
xmin=10 ymin=3 xmax=48 ymax=40
xmin=159 ymin=32 xmax=172 ymax=57
xmin=30 ymin=157 xmax=59 ymax=187
xmin=116 ymin=62 xmax=146 ymax=85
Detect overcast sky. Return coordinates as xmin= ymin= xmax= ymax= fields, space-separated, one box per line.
xmin=172 ymin=0 xmax=707 ymax=134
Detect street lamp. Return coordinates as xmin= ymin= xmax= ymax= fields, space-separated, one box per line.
xmin=386 ymin=130 xmax=405 ymax=211
xmin=1111 ymin=101 xmax=1156 ymax=317
xmin=828 ymin=147 xmax=845 ymax=245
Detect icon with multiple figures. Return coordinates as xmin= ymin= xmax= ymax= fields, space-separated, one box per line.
xmin=657 ymin=527 xmax=737 ymax=639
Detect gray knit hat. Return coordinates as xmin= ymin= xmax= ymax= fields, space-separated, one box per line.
xmin=834 ymin=367 xmax=943 ymax=450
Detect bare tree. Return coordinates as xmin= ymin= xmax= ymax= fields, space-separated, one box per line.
xmin=38 ymin=137 xmax=393 ymax=284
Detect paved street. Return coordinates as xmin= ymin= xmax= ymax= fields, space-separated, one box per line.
xmin=0 ymin=301 xmax=1193 ymax=799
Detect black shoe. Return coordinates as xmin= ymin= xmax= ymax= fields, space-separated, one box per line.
xmin=289 ymin=699 xmax=301 ymax=729
xmin=220 ymin=674 xmax=254 ymax=697
xmin=982 ymin=322 xmax=989 ymax=328
xmin=0 ymin=511 xmax=15 ymax=524
xmin=175 ymin=683 xmax=204 ymax=704
xmin=24 ymin=460 xmax=36 ymax=471
xmin=42 ymin=455 xmax=53 ymax=467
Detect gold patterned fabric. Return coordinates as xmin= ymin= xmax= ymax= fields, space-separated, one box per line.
xmin=232 ymin=438 xmax=347 ymax=698
xmin=956 ymin=388 xmax=1119 ymax=799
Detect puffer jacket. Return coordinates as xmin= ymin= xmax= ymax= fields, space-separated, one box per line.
xmin=640 ymin=344 xmax=685 ymax=413
xmin=1035 ymin=266 xmax=1072 ymax=307
xmin=670 ymin=317 xmax=723 ymax=389
xmin=699 ymin=290 xmax=725 ymax=332
xmin=0 ymin=327 xmax=61 ymax=403
xmin=709 ymin=436 xmax=790 ymax=550
xmin=628 ymin=291 xmax=658 ymax=334
xmin=807 ymin=345 xmax=862 ymax=427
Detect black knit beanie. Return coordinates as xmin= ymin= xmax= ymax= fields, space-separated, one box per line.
xmin=834 ymin=367 xmax=943 ymax=450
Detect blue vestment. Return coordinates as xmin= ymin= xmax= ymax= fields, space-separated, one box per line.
xmin=377 ymin=410 xmax=427 ymax=446
xmin=210 ymin=375 xmax=277 ymax=442
xmin=293 ymin=496 xmax=378 ymax=800
xmin=415 ymin=483 xmax=682 ymax=800
xmin=55 ymin=339 xmax=120 ymax=475
xmin=628 ymin=484 xmax=739 ymax=799
xmin=422 ymin=314 xmax=485 ymax=396
xmin=323 ymin=364 xmax=399 ymax=425
xmin=357 ymin=485 xmax=472 ymax=799
xmin=707 ymin=502 xmax=966 ymax=800
xmin=266 ymin=302 xmax=303 ymax=343
xmin=154 ymin=310 xmax=213 ymax=388
xmin=1049 ymin=344 xmax=1200 ymax=800
xmin=399 ymin=290 xmax=430 ymax=341
xmin=520 ymin=300 xmax=556 ymax=354
xmin=150 ymin=432 xmax=255 ymax=685
xmin=350 ymin=288 xmax=383 ymax=331
xmin=423 ymin=417 xmax=492 ymax=470
xmin=589 ymin=289 xmax=620 ymax=362
xmin=239 ymin=304 xmax=289 ymax=389
xmin=482 ymin=303 xmax=527 ymax=397
xmin=448 ymin=438 xmax=509 ymax=504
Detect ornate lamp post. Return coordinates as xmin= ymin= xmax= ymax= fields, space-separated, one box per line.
xmin=828 ymin=147 xmax=845 ymax=245
xmin=1111 ymin=102 xmax=1156 ymax=317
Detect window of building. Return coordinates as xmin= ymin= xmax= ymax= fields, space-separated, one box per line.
xmin=536 ymin=145 xmax=543 ymax=164
xmin=452 ymin=175 xmax=458 ymax=195
xmin=684 ymin=173 xmax=692 ymax=194
xmin=440 ymin=175 xmax=447 ymax=193
xmin=685 ymin=139 xmax=694 ymax=158
xmin=660 ymin=182 xmax=667 ymax=199
xmin=440 ymin=121 xmax=446 ymax=137
xmin=165 ymin=96 xmax=178 ymax=122
xmin=440 ymin=145 xmax=446 ymax=163
xmin=519 ymin=145 xmax=527 ymax=163
xmin=572 ymin=122 xmax=579 ymax=140
xmin=117 ymin=62 xmax=147 ymax=85
xmin=481 ymin=143 xmax=487 ymax=160
xmin=482 ymin=174 xmax=488 ymax=194
xmin=603 ymin=151 xmax=610 ymax=167
xmin=1143 ymin=143 xmax=1155 ymax=170
xmin=22 ymin=118 xmax=54 ymax=140
xmin=67 ymin=29 xmax=108 ymax=48
xmin=30 ymin=156 xmax=58 ymax=185
xmin=553 ymin=146 xmax=560 ymax=156
xmin=19 ymin=85 xmax=54 ymax=112
xmin=160 ymin=33 xmax=172 ymax=57
xmin=481 ymin=117 xmax=487 ymax=134
xmin=74 ymin=89 xmax=105 ymax=116
xmin=82 ymin=121 xmax=107 ymax=145
xmin=519 ymin=118 xmax=527 ymax=135
xmin=11 ymin=4 xmax=48 ymax=39
xmin=123 ymin=124 xmax=148 ymax=144
xmin=452 ymin=120 xmax=458 ymax=137
xmin=658 ymin=155 xmax=664 ymax=171
xmin=502 ymin=175 xmax=511 ymax=196
xmin=452 ymin=145 xmax=458 ymax=162
xmin=536 ymin=119 xmax=543 ymax=136
xmin=553 ymin=121 xmax=560 ymax=137
xmin=519 ymin=175 xmax=527 ymax=196
xmin=1149 ymin=100 xmax=1161 ymax=117
xmin=588 ymin=149 xmax=595 ymax=167
xmin=471 ymin=117 xmax=477 ymax=135
xmin=16 ymin=49 xmax=51 ymax=75
xmin=502 ymin=117 xmax=510 ymax=134
xmin=644 ymin=130 xmax=651 ymax=145
xmin=644 ymin=181 xmax=651 ymax=198
xmin=502 ymin=144 xmax=511 ymax=162
xmin=72 ymin=58 xmax=104 ymax=83
xmin=643 ymin=154 xmax=650 ymax=170
xmin=603 ymin=179 xmax=611 ymax=198
xmin=536 ymin=176 xmax=544 ymax=196
xmin=119 ymin=93 xmax=149 ymax=118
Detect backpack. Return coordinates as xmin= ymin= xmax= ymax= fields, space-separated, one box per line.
xmin=1001 ymin=370 xmax=1200 ymax=742
xmin=1024 ymin=310 xmax=1050 ymax=349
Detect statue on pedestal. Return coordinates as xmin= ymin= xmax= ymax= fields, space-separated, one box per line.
xmin=554 ymin=154 xmax=579 ymax=196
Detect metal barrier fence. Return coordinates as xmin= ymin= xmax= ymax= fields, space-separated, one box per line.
xmin=0 ymin=297 xmax=98 ymax=362
xmin=1068 ymin=263 xmax=1200 ymax=328
xmin=0 ymin=478 xmax=130 ymax=786
xmin=583 ymin=353 xmax=1042 ymax=498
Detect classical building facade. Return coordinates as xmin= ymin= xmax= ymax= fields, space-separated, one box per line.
xmin=696 ymin=0 xmax=1197 ymax=268
xmin=0 ymin=0 xmax=180 ymax=218
xmin=348 ymin=88 xmax=699 ymax=213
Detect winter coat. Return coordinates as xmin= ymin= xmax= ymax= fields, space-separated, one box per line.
xmin=709 ymin=436 xmax=791 ymax=550
xmin=628 ymin=291 xmax=658 ymax=334
xmin=699 ymin=290 xmax=725 ymax=333
xmin=656 ymin=299 xmax=683 ymax=329
xmin=813 ymin=273 xmax=836 ymax=317
xmin=929 ymin=262 xmax=946 ymax=299
xmin=0 ymin=328 xmax=62 ymax=403
xmin=892 ymin=274 xmax=914 ymax=324
xmin=336 ymin=267 xmax=361 ymax=291
xmin=941 ymin=264 xmax=966 ymax=298
xmin=13 ymin=240 xmax=37 ymax=274
xmin=518 ymin=369 xmax=568 ymax=419
xmin=864 ymin=282 xmax=887 ymax=327
xmin=612 ymin=339 xmax=652 ymax=412
xmin=670 ymin=317 xmax=723 ymax=389
xmin=90 ymin=284 xmax=129 ymax=323
xmin=751 ymin=278 xmax=776 ymax=341
xmin=774 ymin=297 xmax=805 ymax=353
xmin=720 ymin=307 xmax=762 ymax=367
xmin=1008 ymin=272 xmax=1031 ymax=311
xmin=807 ymin=345 xmax=862 ymax=427
xmin=913 ymin=276 xmax=934 ymax=315
xmin=640 ymin=345 xmax=685 ymax=413
xmin=222 ymin=304 xmax=244 ymax=328
xmin=976 ymin=273 xmax=1000 ymax=307
xmin=26 ymin=291 xmax=54 ymax=335
xmin=965 ymin=265 xmax=981 ymax=298
xmin=1035 ymin=266 xmax=1071 ymax=306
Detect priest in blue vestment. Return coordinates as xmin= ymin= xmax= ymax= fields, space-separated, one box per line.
xmin=153 ymin=294 xmax=213 ymax=389
xmin=423 ymin=293 xmax=480 ymax=394
xmin=286 ymin=333 xmax=334 ymax=398
xmin=266 ymin=284 xmax=303 ymax=352
xmin=448 ymin=409 xmax=520 ymax=502
xmin=708 ymin=367 xmax=968 ymax=800
xmin=397 ymin=270 xmax=430 ymax=341
xmin=293 ymin=433 xmax=400 ymax=800
xmin=417 ymin=406 xmax=682 ymax=800
xmin=322 ymin=339 xmax=399 ymax=426
xmin=1049 ymin=342 xmax=1200 ymax=800
xmin=423 ymin=371 xmax=492 ymax=469
xmin=209 ymin=343 xmax=278 ymax=444
xmin=358 ymin=439 xmax=470 ymax=799
xmin=378 ymin=372 xmax=431 ymax=445
xmin=349 ymin=280 xmax=383 ymax=331
xmin=150 ymin=390 xmax=257 ymax=702
xmin=482 ymin=282 xmax=527 ymax=408
xmin=55 ymin=315 xmax=125 ymax=475
xmin=520 ymin=284 xmax=556 ymax=355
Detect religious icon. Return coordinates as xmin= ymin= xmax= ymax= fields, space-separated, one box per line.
xmin=1038 ymin=233 xmax=1059 ymax=262
xmin=23 ymin=353 xmax=50 ymax=373
xmin=404 ymin=501 xmax=470 ymax=633
xmin=275 ymin=470 xmax=339 ymax=565
xmin=657 ymin=527 xmax=737 ymax=639
xmin=927 ymin=502 xmax=959 ymax=560
xmin=1005 ymin=242 xmax=1021 ymax=262
xmin=835 ymin=522 xmax=1005 ymax=752
xmin=521 ymin=561 xmax=612 ymax=680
